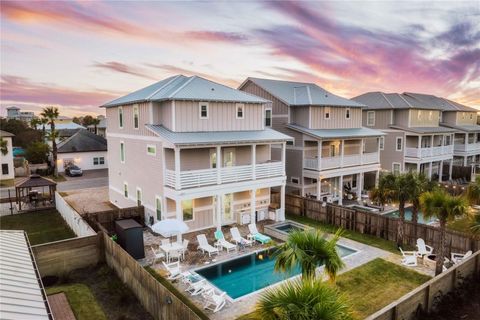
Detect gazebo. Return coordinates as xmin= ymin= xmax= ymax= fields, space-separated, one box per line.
xmin=15 ymin=175 xmax=57 ymax=211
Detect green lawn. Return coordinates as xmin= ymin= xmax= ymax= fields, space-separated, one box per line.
xmin=0 ymin=210 xmax=75 ymax=245
xmin=337 ymin=258 xmax=430 ymax=319
xmin=287 ymin=213 xmax=407 ymax=254
xmin=46 ymin=284 xmax=107 ymax=320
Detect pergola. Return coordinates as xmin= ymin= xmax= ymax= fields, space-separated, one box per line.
xmin=15 ymin=175 xmax=57 ymax=211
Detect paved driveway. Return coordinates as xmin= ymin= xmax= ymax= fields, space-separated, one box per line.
xmin=58 ymin=169 xmax=108 ymax=192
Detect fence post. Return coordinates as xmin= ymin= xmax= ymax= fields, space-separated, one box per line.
xmin=424 ymin=283 xmax=431 ymax=313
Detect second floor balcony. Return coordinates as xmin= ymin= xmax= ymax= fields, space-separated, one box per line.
xmin=304 ymin=152 xmax=379 ymax=171
xmin=405 ymin=133 xmax=454 ymax=159
xmin=405 ymin=145 xmax=454 ymax=158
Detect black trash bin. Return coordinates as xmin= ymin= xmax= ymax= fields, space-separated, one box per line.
xmin=115 ymin=219 xmax=145 ymax=259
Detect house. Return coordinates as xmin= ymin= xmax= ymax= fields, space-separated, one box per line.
xmin=239 ymin=78 xmax=384 ymax=205
xmin=0 ymin=130 xmax=15 ymax=181
xmin=352 ymin=92 xmax=458 ymax=180
xmin=87 ymin=116 xmax=107 ymax=137
xmin=56 ymin=129 xmax=108 ymax=172
xmin=6 ymin=106 xmax=35 ymax=122
xmin=102 ymin=75 xmax=291 ymax=231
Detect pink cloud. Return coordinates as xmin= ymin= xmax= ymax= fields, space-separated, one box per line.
xmin=93 ymin=62 xmax=157 ymax=80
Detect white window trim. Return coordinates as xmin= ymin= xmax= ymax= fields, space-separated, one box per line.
xmin=367 ymin=111 xmax=375 ymax=126
xmin=155 ymin=195 xmax=162 ymax=220
xmin=136 ymin=187 xmax=142 ymax=205
xmin=324 ymin=107 xmax=331 ymax=120
xmin=120 ymin=141 xmax=125 ymax=164
xmin=291 ymin=177 xmax=300 ymax=184
xmin=265 ymin=107 xmax=272 ymax=127
xmin=392 ymin=162 xmax=401 ymax=174
xmin=199 ymin=102 xmax=209 ymax=119
xmin=396 ymin=137 xmax=403 ymax=151
xmin=345 ymin=108 xmax=351 ymax=120
xmin=123 ymin=182 xmax=128 ymax=198
xmin=119 ymin=107 xmax=124 ymax=129
xmin=379 ymin=136 xmax=385 ymax=150
xmin=146 ymin=144 xmax=156 ymax=156
xmin=236 ymin=103 xmax=245 ymax=119
xmin=133 ymin=104 xmax=139 ymax=130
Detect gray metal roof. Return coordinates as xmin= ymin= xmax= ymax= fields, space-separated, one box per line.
xmin=0 ymin=230 xmax=51 ymax=320
xmin=390 ymin=125 xmax=457 ymax=134
xmin=242 ymin=77 xmax=364 ymax=108
xmin=287 ymin=124 xmax=384 ymax=139
xmin=57 ymin=129 xmax=107 ymax=153
xmin=146 ymin=125 xmax=292 ymax=146
xmin=440 ymin=123 xmax=480 ymax=132
xmin=102 ymin=75 xmax=268 ymax=107
xmin=404 ymin=92 xmax=478 ymax=112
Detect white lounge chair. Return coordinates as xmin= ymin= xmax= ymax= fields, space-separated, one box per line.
xmin=230 ymin=227 xmax=253 ymax=247
xmin=180 ymin=239 xmax=189 ymax=260
xmin=150 ymin=247 xmax=165 ymax=265
xmin=400 ymin=248 xmax=417 ymax=267
xmin=451 ymin=250 xmax=472 ymax=264
xmin=202 ymin=287 xmax=227 ymax=313
xmin=214 ymin=230 xmax=236 ymax=252
xmin=248 ymin=223 xmax=272 ymax=244
xmin=162 ymin=261 xmax=181 ymax=280
xmin=186 ymin=279 xmax=209 ymax=296
xmin=416 ymin=238 xmax=434 ymax=257
xmin=197 ymin=234 xmax=219 ymax=257
xmin=161 ymin=239 xmax=170 ymax=246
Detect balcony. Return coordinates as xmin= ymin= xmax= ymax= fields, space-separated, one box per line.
xmin=165 ymin=161 xmax=283 ymax=190
xmin=454 ymin=142 xmax=480 ymax=153
xmin=303 ymin=152 xmax=379 ymax=171
xmin=405 ymin=145 xmax=454 ymax=158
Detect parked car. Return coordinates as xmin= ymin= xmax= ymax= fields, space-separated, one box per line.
xmin=65 ymin=165 xmax=83 ymax=177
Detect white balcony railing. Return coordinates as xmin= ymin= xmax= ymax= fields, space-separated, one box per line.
xmin=405 ymin=145 xmax=454 ymax=158
xmin=454 ymin=142 xmax=480 ymax=153
xmin=303 ymin=152 xmax=379 ymax=171
xmin=165 ymin=161 xmax=283 ymax=190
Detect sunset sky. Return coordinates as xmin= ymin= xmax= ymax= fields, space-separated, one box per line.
xmin=1 ymin=1 xmax=479 ymax=117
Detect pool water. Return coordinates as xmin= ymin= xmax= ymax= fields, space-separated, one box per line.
xmin=383 ymin=208 xmax=436 ymax=224
xmin=195 ymin=245 xmax=356 ymax=299
xmin=274 ymin=223 xmax=303 ymax=233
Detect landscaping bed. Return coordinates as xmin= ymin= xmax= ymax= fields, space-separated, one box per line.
xmin=0 ymin=209 xmax=75 ymax=245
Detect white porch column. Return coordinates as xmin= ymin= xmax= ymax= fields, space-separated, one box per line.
xmin=357 ymin=172 xmax=363 ymax=199
xmin=360 ymin=138 xmax=365 ymax=165
xmin=251 ymin=144 xmax=256 ymax=180
xmin=465 ymin=133 xmax=469 ymax=145
xmin=418 ymin=135 xmax=421 ymax=157
xmin=449 ymin=160 xmax=453 ymax=180
xmin=216 ymin=145 xmax=222 ymax=184
xmin=340 ymin=140 xmax=345 ymax=167
xmin=317 ymin=140 xmax=322 ymax=170
xmin=316 ymin=179 xmax=321 ymax=200
xmin=281 ymin=142 xmax=286 ymax=175
xmin=176 ymin=199 xmax=183 ymax=241
xmin=417 ymin=162 xmax=420 ymax=173
xmin=375 ymin=170 xmax=380 ymax=187
xmin=250 ymin=189 xmax=256 ymax=224
xmin=377 ymin=137 xmax=381 ymax=162
xmin=338 ymin=175 xmax=343 ymax=205
xmin=279 ymin=184 xmax=286 ymax=221
xmin=439 ymin=160 xmax=443 ymax=182
xmin=174 ymin=148 xmax=181 ymax=190
xmin=464 ymin=156 xmax=468 ymax=166
xmin=428 ymin=161 xmax=433 ymax=179
xmin=216 ymin=194 xmax=222 ymax=231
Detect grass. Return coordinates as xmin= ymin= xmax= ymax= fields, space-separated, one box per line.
xmin=0 ymin=209 xmax=75 ymax=245
xmin=0 ymin=179 xmax=14 ymax=187
xmin=145 ymin=266 xmax=210 ymax=320
xmin=287 ymin=213 xmax=407 ymax=254
xmin=336 ymin=258 xmax=431 ymax=319
xmin=46 ymin=284 xmax=107 ymax=320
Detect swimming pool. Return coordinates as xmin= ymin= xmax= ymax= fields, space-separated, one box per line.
xmin=195 ymin=245 xmax=357 ymax=299
xmin=383 ymin=207 xmax=436 ymax=225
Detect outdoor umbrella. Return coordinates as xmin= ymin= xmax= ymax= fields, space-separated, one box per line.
xmin=151 ymin=219 xmax=189 ymax=238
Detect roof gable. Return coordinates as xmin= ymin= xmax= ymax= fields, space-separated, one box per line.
xmin=57 ymin=129 xmax=107 ymax=153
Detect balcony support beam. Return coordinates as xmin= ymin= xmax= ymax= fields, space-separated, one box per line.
xmin=279 ymin=184 xmax=285 ymax=221
xmin=216 ymin=146 xmax=222 ymax=184
xmin=176 ymin=199 xmax=183 ymax=241
xmin=281 ymin=142 xmax=286 ymax=175
xmin=357 ymin=172 xmax=364 ymax=200
xmin=317 ymin=140 xmax=322 ymax=170
xmin=174 ymin=148 xmax=181 ymax=190
xmin=216 ymin=194 xmax=222 ymax=231
xmin=340 ymin=140 xmax=345 ymax=167
xmin=252 ymin=144 xmax=256 ymax=180
xmin=449 ymin=160 xmax=453 ymax=180
xmin=428 ymin=161 xmax=433 ymax=179
xmin=439 ymin=160 xmax=443 ymax=182
xmin=338 ymin=175 xmax=343 ymax=205
xmin=250 ymin=189 xmax=256 ymax=225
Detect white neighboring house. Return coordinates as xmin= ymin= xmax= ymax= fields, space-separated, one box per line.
xmin=0 ymin=130 xmax=15 ymax=181
xmin=56 ymin=129 xmax=108 ymax=173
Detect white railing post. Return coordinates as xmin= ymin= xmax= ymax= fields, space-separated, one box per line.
xmin=217 ymin=145 xmax=222 ymax=184
xmin=317 ymin=140 xmax=322 ymax=170
xmin=174 ymin=148 xmax=181 ymax=190
xmin=252 ymin=144 xmax=256 ymax=180
xmin=418 ymin=135 xmax=422 ymax=158
xmin=340 ymin=140 xmax=344 ymax=168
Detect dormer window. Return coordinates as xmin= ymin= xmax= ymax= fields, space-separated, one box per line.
xmin=236 ymin=103 xmax=244 ymax=119
xmin=324 ymin=107 xmax=331 ymax=120
xmin=345 ymin=108 xmax=351 ymax=119
xmin=199 ymin=102 xmax=209 ymax=119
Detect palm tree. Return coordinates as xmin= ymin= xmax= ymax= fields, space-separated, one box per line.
xmin=252 ymin=279 xmax=353 ymax=320
xmin=370 ymin=172 xmax=395 ymax=211
xmin=274 ymin=229 xmax=344 ymax=282
xmin=407 ymin=172 xmax=436 ymax=238
xmin=466 ymin=176 xmax=480 ymax=205
xmin=30 ymin=117 xmax=41 ymax=129
xmin=0 ymin=138 xmax=7 ymax=156
xmin=40 ymin=117 xmax=49 ymax=138
xmin=91 ymin=118 xmax=100 ymax=135
xmin=40 ymin=106 xmax=59 ymax=176
xmin=420 ymin=190 xmax=468 ymax=275
xmin=470 ymin=213 xmax=480 ymax=235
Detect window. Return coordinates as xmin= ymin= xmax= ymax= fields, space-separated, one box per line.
xmin=352 ymin=174 xmax=357 ymax=188
xmin=291 ymin=177 xmax=299 ymax=184
xmin=199 ymin=102 xmax=209 ymax=119
xmin=155 ymin=196 xmax=162 ymax=220
xmin=120 ymin=142 xmax=125 ymax=163
xmin=99 ymin=157 xmax=105 ymax=164
xmin=324 ymin=107 xmax=331 ymax=119
xmin=367 ymin=111 xmax=375 ymax=126
xmin=286 ymin=140 xmax=294 ymax=146
xmin=1 ymin=164 xmax=8 ymax=175
xmin=379 ymin=136 xmax=385 ymax=150
xmin=236 ymin=103 xmax=244 ymax=119
xmin=418 ymin=110 xmax=423 ymax=120
xmin=396 ymin=137 xmax=403 ymax=151
xmin=392 ymin=163 xmax=401 ymax=175
xmin=133 ymin=105 xmax=139 ymax=129
xmin=330 ymin=144 xmax=336 ymax=157
xmin=118 ymin=107 xmax=123 ymax=128
xmin=182 ymin=199 xmax=193 ymax=221
xmin=147 ymin=145 xmax=156 ymax=156
xmin=345 ymin=108 xmax=351 ymax=119
xmin=123 ymin=183 xmax=128 ymax=198
xmin=93 ymin=157 xmax=105 ymax=165
xmin=136 ymin=188 xmax=142 ymax=206
xmin=210 ymin=151 xmax=217 ymax=168
xmin=265 ymin=108 xmax=272 ymax=127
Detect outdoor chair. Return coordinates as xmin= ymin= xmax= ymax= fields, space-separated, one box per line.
xmin=150 ymin=247 xmax=165 ymax=265
xmin=180 ymin=239 xmax=189 ymax=260
xmin=451 ymin=250 xmax=472 ymax=264
xmin=162 ymin=261 xmax=181 ymax=280
xmin=197 ymin=234 xmax=219 ymax=257
xmin=248 ymin=223 xmax=272 ymax=244
xmin=202 ymin=286 xmax=227 ymax=313
xmin=186 ymin=279 xmax=209 ymax=296
xmin=161 ymin=239 xmax=170 ymax=247
xmin=400 ymin=247 xmax=417 ymax=267
xmin=230 ymin=227 xmax=253 ymax=247
xmin=416 ymin=238 xmax=434 ymax=257
xmin=214 ymin=230 xmax=236 ymax=252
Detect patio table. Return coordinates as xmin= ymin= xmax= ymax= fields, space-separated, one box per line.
xmin=160 ymin=242 xmax=183 ymax=263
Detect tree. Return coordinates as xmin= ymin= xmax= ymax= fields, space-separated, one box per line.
xmin=0 ymin=138 xmax=7 ymax=156
xmin=420 ymin=190 xmax=468 ymax=275
xmin=274 ymin=229 xmax=344 ymax=282
xmin=40 ymin=106 xmax=59 ymax=176
xmin=25 ymin=141 xmax=50 ymax=164
xmin=81 ymin=115 xmax=95 ymax=127
xmin=0 ymin=118 xmax=42 ymax=148
xmin=30 ymin=117 xmax=41 ymax=129
xmin=370 ymin=172 xmax=395 ymax=211
xmin=91 ymin=118 xmax=100 ymax=135
xmin=466 ymin=176 xmax=480 ymax=206
xmin=39 ymin=117 xmax=49 ymax=138
xmin=72 ymin=116 xmax=82 ymax=125
xmin=252 ymin=279 xmax=353 ymax=320
xmin=407 ymin=172 xmax=436 ymax=239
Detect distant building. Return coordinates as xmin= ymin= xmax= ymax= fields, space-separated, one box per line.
xmin=87 ymin=117 xmax=107 ymax=137
xmin=0 ymin=130 xmax=15 ymax=180
xmin=6 ymin=106 xmax=35 ymax=122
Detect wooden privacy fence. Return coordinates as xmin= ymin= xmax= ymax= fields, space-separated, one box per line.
xmin=85 ymin=206 xmax=145 ymax=234
xmin=274 ymin=193 xmax=480 ymax=256
xmin=366 ymin=250 xmax=480 ymax=320
xmin=101 ymin=232 xmax=202 ymax=320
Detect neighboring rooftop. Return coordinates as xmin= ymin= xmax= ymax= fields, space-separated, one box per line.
xmin=57 ymin=128 xmax=81 ymax=139
xmin=0 ymin=230 xmax=51 ymax=320
xmin=146 ymin=124 xmax=292 ymax=146
xmin=87 ymin=117 xmax=107 ymax=129
xmin=102 ymin=75 xmax=268 ymax=107
xmin=0 ymin=130 xmax=15 ymax=137
xmin=241 ymin=77 xmax=365 ymax=108
xmin=287 ymin=124 xmax=384 ymax=139
xmin=57 ymin=129 xmax=107 ymax=153
xmin=440 ymin=123 xmax=480 ymax=132
xmin=389 ymin=125 xmax=457 ymax=134
xmin=6 ymin=106 xmax=20 ymax=110
xmin=15 ymin=175 xmax=56 ymax=188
